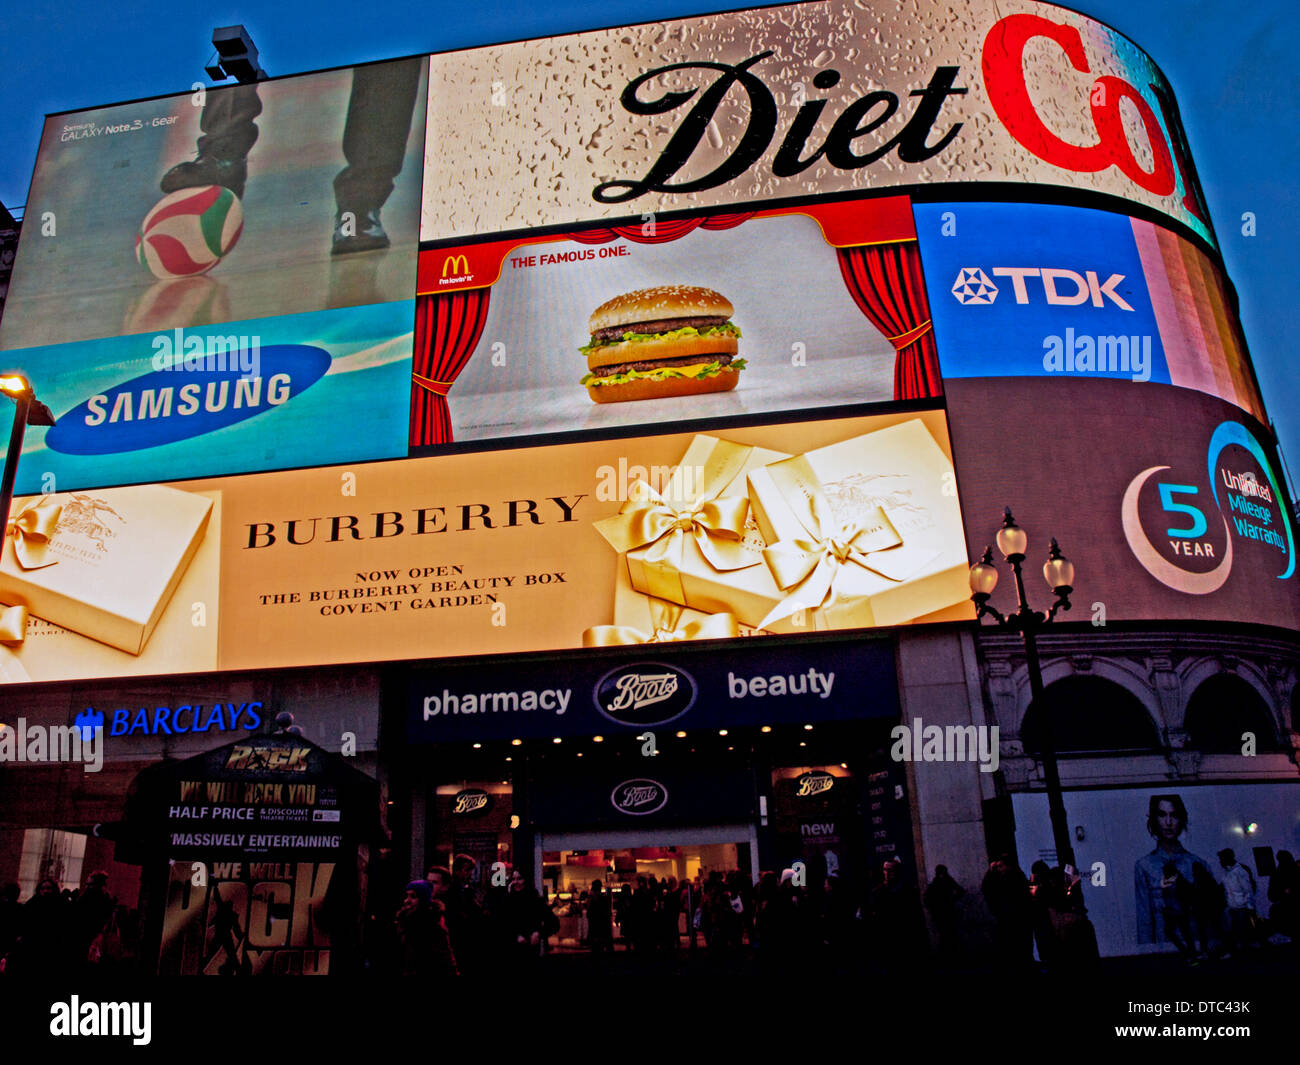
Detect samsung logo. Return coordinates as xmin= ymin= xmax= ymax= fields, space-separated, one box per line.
xmin=46 ymin=344 xmax=329 ymax=456
xmin=594 ymin=663 xmax=696 ymax=727
xmin=611 ymin=778 xmax=669 ymax=815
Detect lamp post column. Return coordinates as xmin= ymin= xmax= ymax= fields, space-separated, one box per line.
xmin=0 ymin=388 xmax=32 ymax=540
xmin=1015 ymin=595 xmax=1075 ymax=872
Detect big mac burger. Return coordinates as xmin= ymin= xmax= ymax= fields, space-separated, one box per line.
xmin=579 ymin=285 xmax=745 ymax=403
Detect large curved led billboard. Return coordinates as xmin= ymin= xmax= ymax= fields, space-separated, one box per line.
xmin=421 ymin=0 xmax=1212 ymax=243
xmin=914 ymin=201 xmax=1265 ymax=419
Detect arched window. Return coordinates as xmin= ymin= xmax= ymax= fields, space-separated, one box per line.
xmin=1184 ymin=673 xmax=1278 ymax=752
xmin=1021 ymin=675 xmax=1159 ymax=754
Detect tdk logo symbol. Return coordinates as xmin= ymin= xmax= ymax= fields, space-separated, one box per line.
xmin=952 ymin=267 xmax=1133 ymax=310
xmin=951 ymin=268 xmax=999 ymax=305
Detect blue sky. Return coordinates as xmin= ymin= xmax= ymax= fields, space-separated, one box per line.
xmin=2 ymin=1 xmax=1296 ymax=470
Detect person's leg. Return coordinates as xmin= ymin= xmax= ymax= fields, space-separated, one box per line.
xmin=161 ymin=83 xmax=262 ymax=197
xmin=332 ymin=58 xmax=421 ymax=254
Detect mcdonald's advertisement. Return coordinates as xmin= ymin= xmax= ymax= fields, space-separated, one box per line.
xmin=0 ymin=408 xmax=973 ymax=686
xmin=422 ymin=0 xmax=1212 ymax=244
xmin=409 ymin=196 xmax=942 ymax=450
xmin=945 ymin=377 xmax=1300 ymax=630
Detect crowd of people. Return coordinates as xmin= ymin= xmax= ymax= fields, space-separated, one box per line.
xmin=0 ymin=873 xmax=140 ymax=976
xmin=5 ymin=847 xmax=1294 ymax=977
xmin=388 ymin=857 xmax=930 ymax=974
xmin=1142 ymin=847 xmax=1299 ymax=965
xmin=391 ymin=850 xmax=1300 ymax=976
xmin=389 ymin=857 xmax=556 ymax=976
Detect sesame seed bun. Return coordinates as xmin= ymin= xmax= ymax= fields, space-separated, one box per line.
xmin=587 ymin=285 xmax=734 ymax=334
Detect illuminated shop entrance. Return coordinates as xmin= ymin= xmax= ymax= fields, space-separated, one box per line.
xmin=536 ymin=825 xmax=758 ymax=951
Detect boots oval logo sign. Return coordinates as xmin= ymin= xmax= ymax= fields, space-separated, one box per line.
xmin=46 ymin=344 xmax=330 ymax=455
xmin=611 ymin=778 xmax=669 ymax=815
xmin=1122 ymin=421 xmax=1295 ymax=594
xmin=593 ymin=663 xmax=696 ymax=727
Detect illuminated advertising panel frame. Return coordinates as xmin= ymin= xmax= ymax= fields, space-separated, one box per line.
xmin=0 ymin=57 xmax=428 ymax=493
xmin=945 ymin=377 xmax=1300 ymax=631
xmin=0 ymin=407 xmax=972 ymax=686
xmin=422 ymin=0 xmax=1213 ymax=245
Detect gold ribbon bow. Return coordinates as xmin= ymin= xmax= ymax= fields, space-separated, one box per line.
xmin=601 ymin=479 xmax=754 ymax=569
xmin=758 ymin=490 xmax=908 ymax=630
xmin=5 ymin=499 xmax=62 ymax=571
xmin=0 ymin=604 xmax=28 ymax=645
xmin=583 ymin=597 xmax=739 ymax=647
xmin=593 ymin=440 xmax=761 ymax=604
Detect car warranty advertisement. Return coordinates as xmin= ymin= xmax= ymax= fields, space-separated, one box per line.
xmin=945 ymin=377 xmax=1300 ymax=630
xmin=421 ymin=0 xmax=1213 ymax=244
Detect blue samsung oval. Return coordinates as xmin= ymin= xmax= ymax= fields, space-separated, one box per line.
xmin=46 ymin=344 xmax=330 ymax=455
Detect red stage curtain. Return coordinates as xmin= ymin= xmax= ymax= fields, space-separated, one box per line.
xmin=409 ymin=289 xmax=491 ymax=446
xmin=836 ymin=242 xmax=942 ymax=400
xmin=568 ymin=212 xmax=754 ymax=245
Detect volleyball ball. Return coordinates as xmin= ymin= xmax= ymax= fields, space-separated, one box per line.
xmin=135 ymin=185 xmax=243 ymax=279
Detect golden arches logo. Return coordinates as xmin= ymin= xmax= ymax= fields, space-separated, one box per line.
xmin=442 ymin=254 xmax=470 ymax=278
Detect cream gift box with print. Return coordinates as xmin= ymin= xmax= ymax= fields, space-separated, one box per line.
xmin=746 ymin=418 xmax=970 ymax=631
xmin=0 ymin=484 xmax=213 ymax=655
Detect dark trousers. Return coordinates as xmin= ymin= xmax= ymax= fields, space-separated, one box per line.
xmin=192 ymin=59 xmax=421 ymax=211
xmin=196 ymin=83 xmax=263 ymax=161
xmin=333 ymin=58 xmax=422 ymax=212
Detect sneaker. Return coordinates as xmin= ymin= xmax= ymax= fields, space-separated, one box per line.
xmin=332 ymin=208 xmax=389 ymax=255
xmin=160 ymin=155 xmax=247 ymax=198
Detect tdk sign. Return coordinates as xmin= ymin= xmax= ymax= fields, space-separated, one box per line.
xmin=951 ymin=267 xmax=1133 ymax=310
xmin=918 ymin=203 xmax=1169 ymax=384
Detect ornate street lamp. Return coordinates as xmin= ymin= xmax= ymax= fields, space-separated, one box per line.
xmin=970 ymin=508 xmax=1078 ymax=873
